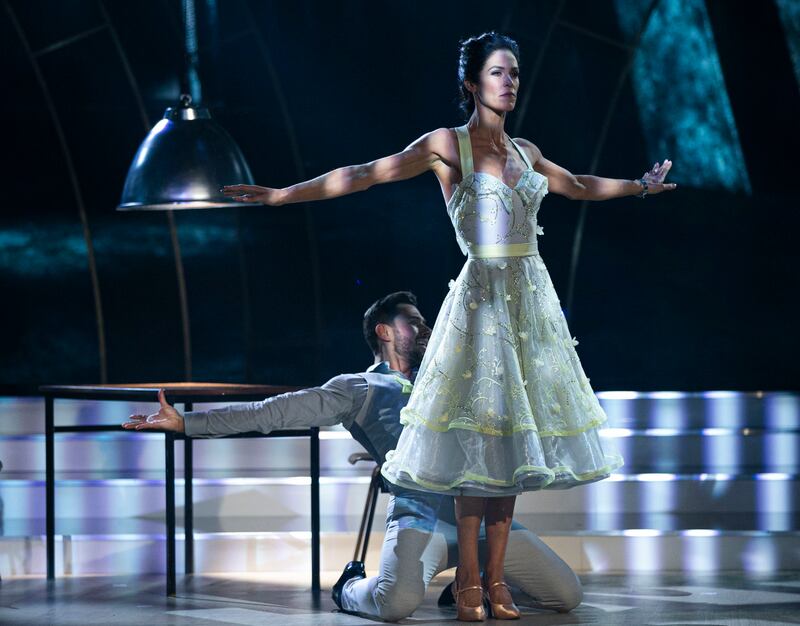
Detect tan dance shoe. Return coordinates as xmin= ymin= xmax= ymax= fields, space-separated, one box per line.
xmin=485 ymin=581 xmax=520 ymax=620
xmin=453 ymin=578 xmax=486 ymax=622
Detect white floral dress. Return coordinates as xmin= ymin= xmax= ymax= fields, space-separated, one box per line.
xmin=381 ymin=125 xmax=623 ymax=496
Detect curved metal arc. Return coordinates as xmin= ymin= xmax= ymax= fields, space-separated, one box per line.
xmin=558 ymin=19 xmax=636 ymax=52
xmin=99 ymin=0 xmax=193 ymax=380
xmin=564 ymin=0 xmax=661 ymax=320
xmin=5 ymin=0 xmax=108 ymax=383
xmin=96 ymin=1 xmax=150 ymax=130
xmin=33 ymin=23 xmax=108 ymax=58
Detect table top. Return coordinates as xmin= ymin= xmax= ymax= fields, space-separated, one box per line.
xmin=39 ymin=382 xmax=303 ymax=402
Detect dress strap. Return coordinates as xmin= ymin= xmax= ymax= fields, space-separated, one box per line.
xmin=508 ymin=136 xmax=533 ymax=170
xmin=455 ymin=125 xmax=474 ymax=178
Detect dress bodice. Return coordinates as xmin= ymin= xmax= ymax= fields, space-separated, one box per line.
xmin=447 ymin=126 xmax=548 ymax=258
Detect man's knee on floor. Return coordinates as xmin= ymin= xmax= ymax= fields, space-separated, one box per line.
xmin=375 ymin=580 xmax=426 ymax=621
xmin=520 ymin=574 xmax=582 ymax=613
xmin=553 ymin=578 xmax=583 ymax=612
xmin=504 ymin=530 xmax=583 ymax=612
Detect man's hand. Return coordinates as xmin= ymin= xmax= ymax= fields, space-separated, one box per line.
xmin=122 ymin=389 xmax=185 ymax=432
xmin=640 ymin=160 xmax=677 ymax=195
xmin=221 ymin=184 xmax=284 ymax=205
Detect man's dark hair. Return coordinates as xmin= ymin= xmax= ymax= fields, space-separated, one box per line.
xmin=363 ymin=291 xmax=418 ymax=356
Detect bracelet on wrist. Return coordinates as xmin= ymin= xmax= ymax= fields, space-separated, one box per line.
xmin=635 ymin=178 xmax=649 ymax=199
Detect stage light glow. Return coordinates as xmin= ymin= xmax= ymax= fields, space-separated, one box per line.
xmin=704 ymin=394 xmax=743 ymax=471
xmin=703 ymin=391 xmax=741 ymax=399
xmin=649 ymin=392 xmax=685 ymax=400
xmin=683 ymin=529 xmax=719 ymax=537
xmin=758 ymin=509 xmax=792 ymax=533
xmin=599 ymin=427 xmax=752 ymax=438
xmin=651 ymin=396 xmax=689 ymax=431
xmin=755 ymin=473 xmax=792 ymax=481
xmin=709 ymin=472 xmax=736 ymax=482
xmin=193 ymin=531 xmax=279 ymax=539
xmin=775 ymin=0 xmax=800 ymax=89
xmin=765 ymin=393 xmax=800 ymax=430
xmin=637 ymin=473 xmax=677 ymax=482
xmin=623 ymin=529 xmax=661 ymax=537
xmin=600 ymin=428 xmax=634 ymax=438
xmin=644 ymin=428 xmax=680 ymax=436
xmin=644 ymin=479 xmax=676 ymax=518
xmin=614 ymin=0 xmax=751 ymax=193
xmin=683 ymin=533 xmax=719 ymax=571
xmin=596 ymin=391 xmax=640 ymax=400
xmin=743 ymin=537 xmax=779 ymax=573
xmin=624 ymin=533 xmax=662 ymax=573
xmin=701 ymin=428 xmax=731 ymax=436
xmin=36 ymin=471 xmax=796 ymax=491
xmin=319 ymin=431 xmax=352 ymax=440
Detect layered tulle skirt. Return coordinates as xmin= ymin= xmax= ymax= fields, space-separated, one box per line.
xmin=381 ymin=252 xmax=623 ymax=496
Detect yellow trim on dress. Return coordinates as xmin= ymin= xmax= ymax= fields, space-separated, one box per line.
xmin=400 ymin=406 xmax=608 ymax=438
xmin=387 ymin=458 xmax=624 ymax=493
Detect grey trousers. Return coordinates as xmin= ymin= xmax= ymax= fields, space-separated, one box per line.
xmin=340 ymin=495 xmax=582 ymax=622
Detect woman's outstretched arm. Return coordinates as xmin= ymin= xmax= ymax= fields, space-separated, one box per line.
xmin=514 ymin=138 xmax=677 ymax=201
xmin=222 ymin=128 xmax=454 ymax=205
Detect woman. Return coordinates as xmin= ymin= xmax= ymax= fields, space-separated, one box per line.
xmin=224 ymin=32 xmax=675 ymax=621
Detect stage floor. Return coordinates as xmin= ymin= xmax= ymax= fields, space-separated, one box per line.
xmin=1 ymin=572 xmax=799 ymax=625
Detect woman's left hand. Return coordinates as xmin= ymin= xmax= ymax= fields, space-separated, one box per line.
xmin=641 ymin=160 xmax=677 ymax=195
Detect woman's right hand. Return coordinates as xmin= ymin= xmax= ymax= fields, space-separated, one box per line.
xmin=122 ymin=389 xmax=185 ymax=432
xmin=221 ymin=184 xmax=285 ymax=205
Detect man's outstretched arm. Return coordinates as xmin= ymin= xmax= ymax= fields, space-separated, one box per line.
xmin=122 ymin=375 xmax=367 ymax=437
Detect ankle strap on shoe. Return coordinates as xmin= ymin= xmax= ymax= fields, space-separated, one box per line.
xmin=455 ymin=584 xmax=484 ymax=597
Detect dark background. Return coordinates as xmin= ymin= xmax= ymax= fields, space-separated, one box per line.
xmin=2 ymin=0 xmax=798 ymax=393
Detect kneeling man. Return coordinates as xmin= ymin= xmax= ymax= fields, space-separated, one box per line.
xmin=124 ymin=291 xmax=582 ymax=621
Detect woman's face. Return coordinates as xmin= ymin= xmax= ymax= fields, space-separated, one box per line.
xmin=469 ymin=48 xmax=520 ymax=113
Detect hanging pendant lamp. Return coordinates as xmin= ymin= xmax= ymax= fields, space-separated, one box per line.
xmin=117 ymin=94 xmax=256 ymax=210
xmin=117 ymin=0 xmax=257 ymax=210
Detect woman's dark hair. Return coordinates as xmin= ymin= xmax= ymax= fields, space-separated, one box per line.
xmin=363 ymin=291 xmax=418 ymax=356
xmin=457 ymin=32 xmax=521 ymax=119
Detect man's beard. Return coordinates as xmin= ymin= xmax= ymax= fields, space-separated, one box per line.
xmin=397 ymin=335 xmax=425 ymax=369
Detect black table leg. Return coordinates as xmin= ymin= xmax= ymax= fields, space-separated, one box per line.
xmin=45 ymin=395 xmax=55 ymax=580
xmin=165 ymin=431 xmax=176 ymax=595
xmin=310 ymin=427 xmax=320 ymax=593
xmin=184 ymin=402 xmax=194 ymax=575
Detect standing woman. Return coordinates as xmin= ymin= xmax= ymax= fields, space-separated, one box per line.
xmin=225 ymin=32 xmax=674 ymax=621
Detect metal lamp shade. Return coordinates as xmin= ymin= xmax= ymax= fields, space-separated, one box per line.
xmin=118 ymin=99 xmax=257 ymax=210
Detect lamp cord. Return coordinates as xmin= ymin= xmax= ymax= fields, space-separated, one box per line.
xmin=182 ymin=0 xmax=202 ymax=104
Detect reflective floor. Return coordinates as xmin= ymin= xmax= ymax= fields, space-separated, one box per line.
xmin=1 ymin=571 xmax=799 ymax=625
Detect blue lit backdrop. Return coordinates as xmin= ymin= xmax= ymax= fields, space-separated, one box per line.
xmin=614 ymin=0 xmax=751 ymax=193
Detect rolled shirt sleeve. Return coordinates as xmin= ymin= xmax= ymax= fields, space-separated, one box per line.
xmin=183 ymin=374 xmax=368 ymax=437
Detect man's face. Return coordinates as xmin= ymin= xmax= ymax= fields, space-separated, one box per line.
xmin=389 ymin=304 xmax=431 ymax=368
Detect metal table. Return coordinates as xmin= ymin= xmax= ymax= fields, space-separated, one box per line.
xmin=40 ymin=383 xmax=320 ymax=595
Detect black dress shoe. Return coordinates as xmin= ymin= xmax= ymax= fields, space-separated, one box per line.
xmin=437 ymin=580 xmax=455 ymax=607
xmin=331 ymin=560 xmax=366 ymax=611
